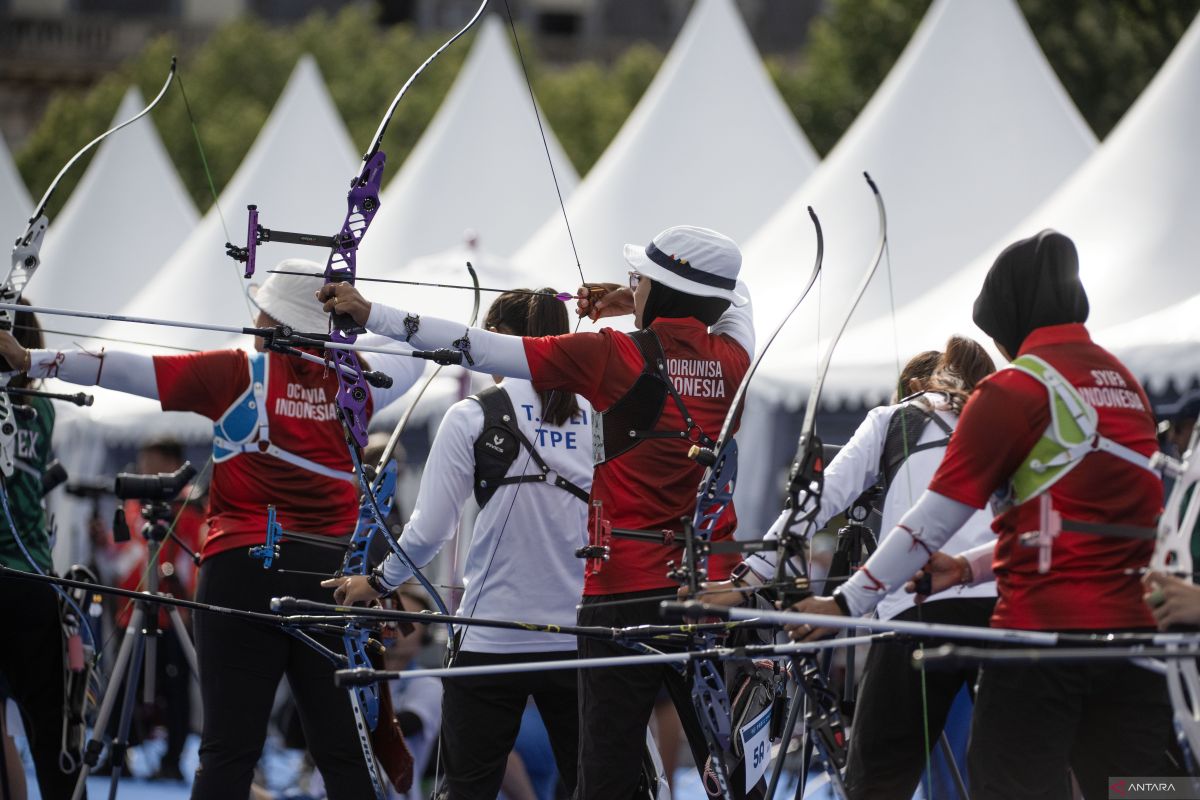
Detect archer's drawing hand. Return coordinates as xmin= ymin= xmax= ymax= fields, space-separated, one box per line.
xmin=322 ymin=575 xmax=381 ymax=606
xmin=317 ymin=282 xmax=372 ymax=328
xmin=575 ymin=283 xmax=630 ymax=321
xmin=904 ymin=552 xmax=971 ymax=603
xmin=784 ymin=595 xmax=842 ymax=642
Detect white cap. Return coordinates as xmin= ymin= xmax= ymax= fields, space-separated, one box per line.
xmin=623 ymin=226 xmax=747 ymax=306
xmin=247 ymin=258 xmax=330 ymax=333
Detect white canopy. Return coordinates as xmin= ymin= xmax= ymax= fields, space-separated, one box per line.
xmin=35 ymin=88 xmax=199 ymax=348
xmin=743 ymin=0 xmax=1096 ymax=388
xmin=804 ymin=12 xmax=1200 ymax=406
xmin=356 ymin=15 xmax=579 ymax=279
xmin=512 ymin=0 xmax=818 ymax=287
xmin=94 ymin=54 xmax=359 ymax=353
xmin=85 ymin=55 xmax=360 ymax=444
xmin=0 ymin=130 xmax=31 ymax=236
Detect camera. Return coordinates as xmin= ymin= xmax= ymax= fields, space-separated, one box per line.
xmin=113 ymin=462 xmax=197 ymax=502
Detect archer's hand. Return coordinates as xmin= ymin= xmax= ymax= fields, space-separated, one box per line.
xmin=784 ymin=595 xmax=843 ymax=642
xmin=1143 ymin=571 xmax=1200 ymax=630
xmin=677 ymin=579 xmax=746 ymax=608
xmin=904 ymin=552 xmax=971 ymax=603
xmin=0 ymin=330 xmax=28 ymax=373
xmin=575 ymin=283 xmax=631 ymax=321
xmin=321 ymin=575 xmax=381 ymax=606
xmin=316 ymin=282 xmax=372 ymax=328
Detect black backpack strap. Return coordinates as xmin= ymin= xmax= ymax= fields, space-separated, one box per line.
xmin=879 ymin=398 xmax=953 ymax=492
xmin=626 ymin=329 xmax=714 ymax=447
xmin=471 ymin=386 xmax=589 ymax=507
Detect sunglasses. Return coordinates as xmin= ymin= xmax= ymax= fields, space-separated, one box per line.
xmin=628 ymin=271 xmax=643 ymax=291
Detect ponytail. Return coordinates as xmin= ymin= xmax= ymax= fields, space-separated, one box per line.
xmin=483 ymin=289 xmax=582 ymax=427
xmin=925 ymin=335 xmax=995 ymax=414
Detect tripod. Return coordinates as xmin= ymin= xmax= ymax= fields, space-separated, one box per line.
xmin=71 ymin=502 xmax=199 ymax=800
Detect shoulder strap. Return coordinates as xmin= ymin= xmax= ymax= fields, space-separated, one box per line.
xmin=879 ymin=398 xmax=952 ymax=492
xmin=472 ymin=386 xmax=589 ymax=506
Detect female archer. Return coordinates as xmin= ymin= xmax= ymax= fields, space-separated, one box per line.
xmin=790 ymin=231 xmax=1182 ymax=799
xmin=319 ymin=225 xmax=755 ymax=798
xmin=0 ymin=265 xmax=424 ymax=800
xmin=327 ymin=289 xmax=592 ymax=798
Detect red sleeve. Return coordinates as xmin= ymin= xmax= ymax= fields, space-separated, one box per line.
xmin=928 ymin=370 xmax=1047 ymax=508
xmin=523 ymin=330 xmax=635 ymax=409
xmin=153 ymin=350 xmax=250 ymax=420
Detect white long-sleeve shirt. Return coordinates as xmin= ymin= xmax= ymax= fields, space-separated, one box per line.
xmin=24 ymin=334 xmax=422 ymax=412
xmin=746 ymin=393 xmax=996 ymax=620
xmin=380 ymin=379 xmax=593 ymax=652
xmin=364 ymin=281 xmax=756 ymax=379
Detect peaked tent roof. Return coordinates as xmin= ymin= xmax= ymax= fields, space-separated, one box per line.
xmin=804 ymin=13 xmax=1200 ymax=406
xmin=512 ymin=0 xmax=818 ymax=287
xmin=94 ymin=54 xmax=359 ymax=353
xmin=357 ymin=15 xmax=579 ymax=282
xmin=744 ymin=0 xmax=1096 ymax=381
xmin=36 ymin=87 xmax=199 ymax=347
xmin=86 ymin=55 xmax=360 ymax=444
xmin=0 ymin=131 xmax=31 ymax=236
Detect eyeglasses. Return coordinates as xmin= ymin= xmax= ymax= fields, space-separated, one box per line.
xmin=628 ymin=271 xmax=643 ymax=291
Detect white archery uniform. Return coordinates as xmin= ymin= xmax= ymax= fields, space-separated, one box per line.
xmin=746 ymin=391 xmax=996 ymax=620
xmin=379 ymin=378 xmax=593 ymax=652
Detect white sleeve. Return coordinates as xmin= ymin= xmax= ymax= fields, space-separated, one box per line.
xmin=743 ymin=407 xmax=889 ymax=580
xmin=709 ymin=281 xmax=755 ymax=356
xmin=835 ymin=490 xmax=977 ymax=616
xmin=379 ymin=399 xmax=481 ymax=589
xmin=366 ymin=303 xmax=531 ymax=380
xmin=27 ymin=348 xmax=159 ymax=399
xmin=961 ymin=540 xmax=997 ymax=585
xmin=356 ymin=334 xmax=426 ymax=412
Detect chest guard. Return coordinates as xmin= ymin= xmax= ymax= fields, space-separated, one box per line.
xmin=212 ymin=352 xmax=354 ymax=483
xmin=879 ymin=395 xmax=953 ymax=494
xmin=996 ymin=354 xmax=1162 ymax=572
xmin=471 ymin=385 xmax=589 ymax=508
xmin=997 ymin=355 xmax=1157 ymax=512
xmin=590 ymin=329 xmax=714 ymax=466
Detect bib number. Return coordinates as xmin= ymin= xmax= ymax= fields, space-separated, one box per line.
xmin=739 ymin=704 xmax=772 ymax=792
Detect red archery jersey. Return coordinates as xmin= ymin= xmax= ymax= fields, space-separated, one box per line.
xmin=929 ymin=324 xmax=1162 ymax=630
xmin=154 ymin=350 xmax=370 ymax=561
xmin=524 ymin=317 xmax=750 ymax=595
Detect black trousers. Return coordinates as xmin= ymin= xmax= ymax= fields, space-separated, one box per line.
xmin=843 ymin=597 xmax=995 ymax=800
xmin=968 ymin=639 xmax=1184 ymax=800
xmin=575 ymin=590 xmax=713 ymax=800
xmin=441 ymin=649 xmax=579 ymax=799
xmin=0 ymin=577 xmax=80 ymax=800
xmin=190 ymin=547 xmax=373 ymax=800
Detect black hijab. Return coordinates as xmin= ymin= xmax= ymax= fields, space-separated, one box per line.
xmin=972 ymin=230 xmax=1089 ymax=357
xmin=641 ymin=280 xmax=730 ymax=328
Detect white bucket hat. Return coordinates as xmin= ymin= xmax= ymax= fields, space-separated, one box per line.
xmin=247 ymin=258 xmax=331 ymax=333
xmin=623 ymin=226 xmax=748 ymax=306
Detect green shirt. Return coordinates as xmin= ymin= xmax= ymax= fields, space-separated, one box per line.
xmin=0 ymin=396 xmax=55 ymax=572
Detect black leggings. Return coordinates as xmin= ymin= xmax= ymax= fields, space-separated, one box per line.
xmin=843 ymin=597 xmax=995 ymax=800
xmin=575 ymin=590 xmax=713 ymax=800
xmin=190 ymin=547 xmax=373 ymax=800
xmin=0 ymin=577 xmax=79 ymax=800
xmin=441 ymin=649 xmax=579 ymax=799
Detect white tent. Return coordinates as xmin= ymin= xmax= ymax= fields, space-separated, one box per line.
xmin=512 ymin=0 xmax=818 ymax=288
xmin=356 ymin=15 xmax=579 ymax=281
xmin=35 ymin=88 xmax=199 ymax=347
xmin=84 ymin=54 xmax=360 ymax=444
xmin=0 ymin=130 xmax=31 ymax=235
xmin=1101 ymin=292 xmax=1200 ymax=393
xmin=805 ymin=12 xmax=1200 ymax=407
xmin=742 ymin=0 xmax=1096 ymax=385
xmin=95 ymin=54 xmax=359 ymax=353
